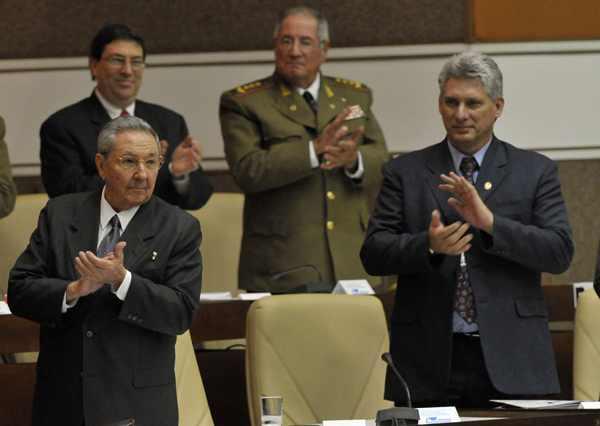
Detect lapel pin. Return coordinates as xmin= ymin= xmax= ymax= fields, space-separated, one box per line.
xmin=484 ymin=181 xmax=492 ymax=191
xmin=289 ymin=104 xmax=297 ymax=111
xmin=341 ymin=97 xmax=347 ymax=103
xmin=151 ymin=251 xmax=158 ymax=261
xmin=329 ymin=104 xmax=336 ymax=109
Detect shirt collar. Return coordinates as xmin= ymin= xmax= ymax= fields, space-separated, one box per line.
xmin=100 ymin=187 xmax=140 ymax=232
xmin=95 ymin=88 xmax=136 ymax=119
xmin=295 ymin=73 xmax=321 ymax=101
xmin=447 ymin=137 xmax=493 ymax=176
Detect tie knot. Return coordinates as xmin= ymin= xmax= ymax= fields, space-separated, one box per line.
xmin=302 ymin=91 xmax=318 ymax=113
xmin=459 ymin=156 xmax=478 ymax=181
xmin=109 ymin=214 xmax=121 ymax=230
xmin=120 ymin=109 xmax=130 ymax=117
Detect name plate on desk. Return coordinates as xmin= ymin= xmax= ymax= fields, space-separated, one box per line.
xmin=332 ymin=280 xmax=374 ymax=295
xmin=417 ymin=406 xmax=460 ymax=423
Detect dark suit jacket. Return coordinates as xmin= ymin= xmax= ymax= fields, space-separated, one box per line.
xmin=8 ymin=191 xmax=202 ymax=426
xmin=361 ymin=138 xmax=574 ymax=403
xmin=40 ymin=93 xmax=213 ymax=210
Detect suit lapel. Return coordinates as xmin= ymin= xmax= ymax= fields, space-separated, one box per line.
xmin=475 ymin=138 xmax=508 ymax=202
xmin=68 ymin=191 xmax=102 ymax=262
xmin=120 ymin=198 xmax=157 ymax=271
xmin=425 ymin=141 xmax=461 ymax=223
xmin=87 ymin=92 xmax=111 ymax=129
xmin=316 ymin=79 xmax=345 ymax=131
xmin=271 ymin=75 xmax=316 ymax=129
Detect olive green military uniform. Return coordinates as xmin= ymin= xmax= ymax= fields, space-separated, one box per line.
xmin=0 ymin=116 xmax=17 ymax=219
xmin=219 ymin=73 xmax=388 ymax=292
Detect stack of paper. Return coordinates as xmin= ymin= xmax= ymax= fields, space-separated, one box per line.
xmin=491 ymin=399 xmax=600 ymax=409
xmin=0 ymin=301 xmax=11 ymax=315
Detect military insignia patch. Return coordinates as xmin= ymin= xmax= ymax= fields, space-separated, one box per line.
xmin=345 ymin=105 xmax=366 ymax=120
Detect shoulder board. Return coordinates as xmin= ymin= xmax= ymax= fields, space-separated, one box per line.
xmin=228 ymin=78 xmax=272 ymax=97
xmin=329 ymin=77 xmax=370 ymax=91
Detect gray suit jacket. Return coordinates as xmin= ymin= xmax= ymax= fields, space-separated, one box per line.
xmin=8 ymin=191 xmax=202 ymax=426
xmin=361 ymin=138 xmax=574 ymax=403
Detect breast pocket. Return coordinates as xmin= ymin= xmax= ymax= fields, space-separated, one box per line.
xmin=260 ymin=121 xmax=308 ymax=146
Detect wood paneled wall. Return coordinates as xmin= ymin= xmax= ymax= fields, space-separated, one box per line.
xmin=0 ymin=0 xmax=465 ymax=59
xmin=469 ymin=0 xmax=600 ymax=42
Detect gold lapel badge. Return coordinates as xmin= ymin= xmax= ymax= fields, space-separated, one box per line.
xmin=484 ymin=181 xmax=492 ymax=191
xmin=151 ymin=251 xmax=158 ymax=261
xmin=329 ymin=104 xmax=336 ymax=109
xmin=289 ymin=104 xmax=297 ymax=112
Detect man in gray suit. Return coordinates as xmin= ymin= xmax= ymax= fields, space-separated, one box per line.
xmin=9 ymin=116 xmax=202 ymax=425
xmin=361 ymin=52 xmax=574 ymax=407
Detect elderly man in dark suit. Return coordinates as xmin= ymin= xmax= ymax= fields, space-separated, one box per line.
xmin=220 ymin=6 xmax=388 ymax=293
xmin=361 ymin=51 xmax=574 ymax=408
xmin=40 ymin=23 xmax=213 ymax=210
xmin=9 ymin=116 xmax=202 ymax=426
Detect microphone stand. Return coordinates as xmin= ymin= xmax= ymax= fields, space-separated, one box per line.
xmin=376 ymin=353 xmax=420 ymax=426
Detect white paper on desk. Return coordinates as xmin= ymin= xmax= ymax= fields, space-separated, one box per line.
xmin=491 ymin=399 xmax=582 ymax=409
xmin=573 ymin=282 xmax=594 ymax=308
xmin=322 ymin=420 xmax=369 ymax=426
xmin=332 ymin=279 xmax=374 ymax=295
xmin=200 ymin=292 xmax=233 ymax=301
xmin=238 ymin=292 xmax=271 ymax=301
xmin=579 ymin=401 xmax=600 ymax=409
xmin=0 ymin=301 xmax=11 ymax=315
xmin=417 ymin=406 xmax=460 ymax=424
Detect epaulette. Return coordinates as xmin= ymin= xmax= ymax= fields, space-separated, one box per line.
xmin=330 ymin=77 xmax=369 ymax=91
xmin=229 ymin=78 xmax=272 ymax=97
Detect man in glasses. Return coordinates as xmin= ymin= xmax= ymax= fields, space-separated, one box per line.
xmin=9 ymin=116 xmax=202 ymax=426
xmin=219 ymin=6 xmax=388 ymax=293
xmin=40 ymin=23 xmax=213 ymax=210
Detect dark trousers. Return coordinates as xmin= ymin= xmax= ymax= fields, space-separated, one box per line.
xmin=410 ymin=334 xmax=507 ymax=409
xmin=445 ymin=333 xmax=505 ymax=408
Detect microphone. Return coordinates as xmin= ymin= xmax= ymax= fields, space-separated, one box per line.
xmin=269 ymin=264 xmax=330 ymax=294
xmin=376 ymin=352 xmax=419 ymax=426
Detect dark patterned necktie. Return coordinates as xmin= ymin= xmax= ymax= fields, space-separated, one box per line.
xmin=302 ymin=91 xmax=318 ymax=114
xmin=97 ymin=215 xmax=121 ymax=257
xmin=454 ymin=156 xmax=479 ymax=323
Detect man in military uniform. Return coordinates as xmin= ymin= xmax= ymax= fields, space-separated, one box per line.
xmin=219 ymin=6 xmax=388 ymax=292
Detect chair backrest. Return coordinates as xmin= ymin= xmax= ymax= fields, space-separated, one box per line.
xmin=0 ymin=193 xmax=48 ymax=296
xmin=188 ymin=192 xmax=243 ymax=293
xmin=245 ymin=294 xmax=391 ymax=426
xmin=573 ymin=288 xmax=600 ymax=400
xmin=175 ymin=330 xmax=214 ymax=426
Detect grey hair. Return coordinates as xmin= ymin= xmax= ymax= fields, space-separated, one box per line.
xmin=438 ymin=51 xmax=503 ymax=100
xmin=273 ymin=6 xmax=330 ymax=45
xmin=97 ymin=116 xmax=160 ymax=155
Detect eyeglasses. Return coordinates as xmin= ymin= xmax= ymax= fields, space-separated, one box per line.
xmin=103 ymin=55 xmax=146 ymax=71
xmin=277 ymin=36 xmax=321 ymax=51
xmin=116 ymin=155 xmax=163 ymax=171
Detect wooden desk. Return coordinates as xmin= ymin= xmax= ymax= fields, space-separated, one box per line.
xmin=0 ymin=286 xmax=579 ymax=426
xmin=457 ymin=410 xmax=600 ymax=426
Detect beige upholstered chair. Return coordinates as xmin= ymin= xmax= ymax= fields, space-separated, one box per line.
xmin=0 ymin=193 xmax=48 ymax=296
xmin=175 ymin=330 xmax=214 ymax=426
xmin=0 ymin=194 xmax=48 ymax=363
xmin=188 ymin=192 xmax=243 ymax=293
xmin=573 ymin=288 xmax=600 ymax=400
xmin=246 ymin=294 xmax=392 ymax=426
